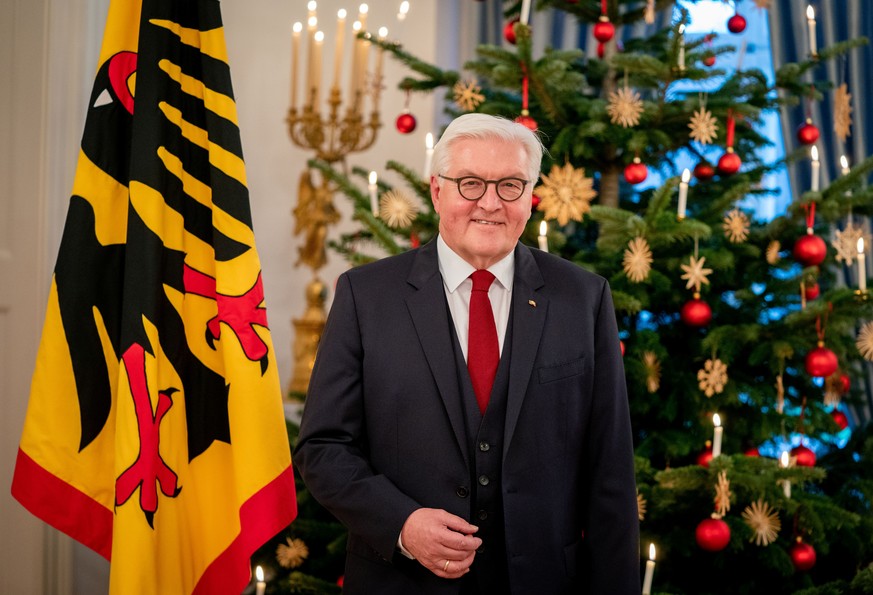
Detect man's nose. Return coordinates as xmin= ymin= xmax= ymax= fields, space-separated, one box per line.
xmin=477 ymin=184 xmax=503 ymax=210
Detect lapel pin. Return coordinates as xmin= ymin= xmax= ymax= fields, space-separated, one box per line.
xmin=528 ymin=299 xmax=537 ymax=308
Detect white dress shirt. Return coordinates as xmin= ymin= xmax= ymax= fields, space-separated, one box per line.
xmin=436 ymin=235 xmax=514 ymax=358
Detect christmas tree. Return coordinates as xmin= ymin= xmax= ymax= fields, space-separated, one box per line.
xmin=259 ymin=1 xmax=873 ymax=593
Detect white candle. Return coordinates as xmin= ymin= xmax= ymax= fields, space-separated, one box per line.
xmin=807 ymin=5 xmax=817 ymax=56
xmin=678 ymin=24 xmax=686 ymax=71
xmin=291 ymin=22 xmax=302 ymax=109
xmin=369 ymin=171 xmax=379 ymax=217
xmin=423 ymin=132 xmax=434 ymax=179
xmin=677 ymin=168 xmax=690 ymax=219
xmin=841 ymin=155 xmax=850 ymax=176
xmin=305 ymin=15 xmax=318 ymax=105
xmin=538 ymin=221 xmax=549 ymax=252
xmin=255 ymin=566 xmax=266 ymax=595
xmin=358 ymin=4 xmax=370 ymax=96
xmin=642 ymin=544 xmax=656 ymax=595
xmin=312 ymin=31 xmax=324 ymax=108
xmin=349 ymin=21 xmax=363 ymax=103
xmin=810 ymin=145 xmax=820 ymax=192
xmin=712 ymin=413 xmax=723 ymax=458
xmin=374 ymin=27 xmax=388 ymax=93
xmin=858 ymin=238 xmax=866 ymax=291
xmin=396 ymin=1 xmax=409 ymax=40
xmin=520 ymin=0 xmax=532 ymax=25
xmin=781 ymin=451 xmax=791 ymax=499
xmin=332 ymin=9 xmax=347 ymax=90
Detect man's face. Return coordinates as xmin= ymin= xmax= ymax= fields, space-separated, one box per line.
xmin=431 ymin=137 xmax=533 ymax=270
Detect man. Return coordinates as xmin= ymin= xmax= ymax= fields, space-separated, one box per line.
xmin=294 ymin=114 xmax=639 ymax=594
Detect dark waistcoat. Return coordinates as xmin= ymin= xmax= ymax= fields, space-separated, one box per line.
xmin=450 ymin=306 xmax=514 ymax=595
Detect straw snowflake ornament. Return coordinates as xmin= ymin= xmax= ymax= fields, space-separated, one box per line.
xmin=856 ymin=321 xmax=873 ymax=361
xmin=535 ymin=163 xmax=597 ymax=225
xmin=689 ymin=107 xmax=719 ymax=145
xmin=723 ymin=209 xmax=750 ymax=243
xmin=698 ymin=358 xmax=728 ymax=397
xmin=607 ymin=86 xmax=643 ymax=128
xmin=833 ymin=83 xmax=853 ymax=142
xmin=276 ymin=537 xmax=310 ymax=568
xmin=742 ymin=499 xmax=781 ymax=546
xmin=453 ymin=79 xmax=485 ymax=112
xmin=623 ymin=237 xmax=653 ymax=283
xmin=643 ymin=351 xmax=661 ymax=393
xmin=681 ymin=255 xmax=713 ymax=293
xmin=832 ymin=222 xmax=868 ymax=265
xmin=379 ymin=189 xmax=419 ymax=228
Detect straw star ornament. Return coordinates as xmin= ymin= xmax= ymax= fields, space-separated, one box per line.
xmin=535 ymin=163 xmax=597 ymax=225
xmin=742 ymin=499 xmax=781 ymax=546
xmin=689 ymin=107 xmax=719 ymax=145
xmin=698 ymin=358 xmax=728 ymax=397
xmin=607 ymin=86 xmax=644 ymax=128
xmin=623 ymin=237 xmax=653 ymax=283
xmin=453 ymin=79 xmax=485 ymax=112
xmin=379 ymin=189 xmax=419 ymax=228
xmin=681 ymin=255 xmax=713 ymax=293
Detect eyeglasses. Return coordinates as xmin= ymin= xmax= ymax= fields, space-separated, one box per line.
xmin=438 ymin=174 xmax=530 ymax=202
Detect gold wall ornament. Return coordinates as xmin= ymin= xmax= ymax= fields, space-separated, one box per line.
xmin=286 ymin=12 xmax=387 ymax=398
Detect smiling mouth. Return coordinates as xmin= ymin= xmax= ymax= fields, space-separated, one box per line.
xmin=473 ymin=219 xmax=502 ymax=225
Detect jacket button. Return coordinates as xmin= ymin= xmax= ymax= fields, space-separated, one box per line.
xmin=478 ymin=441 xmax=490 ymax=452
xmin=478 ymin=475 xmax=490 ymax=486
xmin=477 ymin=510 xmax=488 ymax=520
xmin=456 ymin=486 xmax=469 ymax=498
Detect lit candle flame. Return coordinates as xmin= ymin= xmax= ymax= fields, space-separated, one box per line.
xmin=781 ymin=451 xmax=789 ymax=468
xmin=841 ymin=155 xmax=849 ymax=170
xmin=713 ymin=413 xmax=721 ymax=427
xmin=681 ymin=168 xmax=691 ymax=183
xmin=539 ymin=221 xmax=547 ymax=236
xmin=649 ymin=543 xmax=656 ymax=561
xmin=858 ymin=238 xmax=865 ymax=254
xmin=359 ymin=3 xmax=369 ymax=16
xmin=337 ymin=8 xmax=347 ymax=19
xmin=398 ymin=1 xmax=410 ymax=20
xmin=369 ymin=171 xmax=378 ymax=185
xmin=256 ymin=566 xmax=265 ymax=582
xmin=314 ymin=31 xmax=324 ymax=42
xmin=308 ymin=15 xmax=317 ymax=29
xmin=811 ymin=145 xmax=819 ymax=161
xmin=378 ymin=26 xmax=388 ymax=38
xmin=806 ymin=5 xmax=815 ymax=20
xmin=425 ymin=132 xmax=434 ymax=150
xmin=679 ymin=24 xmax=685 ymax=34
xmin=293 ymin=21 xmax=303 ymax=34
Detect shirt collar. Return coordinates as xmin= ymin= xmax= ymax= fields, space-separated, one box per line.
xmin=437 ymin=235 xmax=515 ymax=294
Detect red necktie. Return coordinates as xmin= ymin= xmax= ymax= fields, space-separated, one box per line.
xmin=468 ymin=270 xmax=498 ymax=414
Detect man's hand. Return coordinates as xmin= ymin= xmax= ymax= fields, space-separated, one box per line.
xmin=400 ymin=508 xmax=482 ymax=579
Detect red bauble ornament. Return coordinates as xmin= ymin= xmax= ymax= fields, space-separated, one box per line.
xmin=531 ymin=193 xmax=541 ymax=210
xmin=504 ymin=19 xmax=519 ymax=44
xmin=515 ymin=113 xmax=538 ymax=131
xmin=410 ymin=232 xmax=421 ymax=249
xmin=620 ymin=340 xmax=625 ymax=357
xmin=793 ymin=233 xmax=827 ymax=267
xmin=703 ymin=54 xmax=716 ymax=67
xmin=805 ymin=343 xmax=838 ymax=378
xmin=337 ymin=575 xmax=345 ymax=586
xmin=831 ymin=409 xmax=849 ymax=430
xmin=727 ymin=13 xmax=747 ymax=34
xmin=694 ymin=161 xmax=716 ymax=181
xmin=792 ymin=444 xmax=817 ymax=467
xmin=593 ymin=16 xmax=615 ymax=43
xmin=696 ymin=517 xmax=731 ymax=552
xmin=395 ymin=112 xmax=417 ymax=134
xmin=697 ymin=445 xmax=713 ymax=467
xmin=717 ymin=151 xmax=742 ymax=175
xmin=744 ymin=446 xmax=760 ymax=457
xmin=796 ymin=119 xmax=820 ymax=145
xmin=790 ymin=539 xmax=817 ymax=572
xmin=839 ymin=373 xmax=851 ymax=394
xmin=624 ymin=159 xmax=648 ymax=185
xmin=804 ymin=281 xmax=820 ymax=300
xmin=681 ymin=297 xmax=712 ymax=327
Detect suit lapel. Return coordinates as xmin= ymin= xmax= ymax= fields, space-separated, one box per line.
xmin=405 ymin=240 xmax=470 ymax=467
xmin=504 ymin=243 xmax=547 ymax=461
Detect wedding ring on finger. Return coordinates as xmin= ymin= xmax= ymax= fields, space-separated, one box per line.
xmin=443 ymin=560 xmax=450 ymax=572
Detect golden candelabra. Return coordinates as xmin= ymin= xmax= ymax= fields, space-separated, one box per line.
xmin=286 ymin=6 xmax=384 ymax=397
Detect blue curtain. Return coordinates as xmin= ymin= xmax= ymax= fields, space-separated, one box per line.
xmin=770 ymin=0 xmax=873 ymax=428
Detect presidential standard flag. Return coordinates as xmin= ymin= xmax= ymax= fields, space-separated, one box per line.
xmin=11 ymin=0 xmax=297 ymax=592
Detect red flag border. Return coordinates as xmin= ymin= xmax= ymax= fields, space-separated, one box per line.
xmin=11 ymin=448 xmax=113 ymax=559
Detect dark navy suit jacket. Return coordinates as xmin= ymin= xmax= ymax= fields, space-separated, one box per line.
xmin=294 ymin=239 xmax=639 ymax=594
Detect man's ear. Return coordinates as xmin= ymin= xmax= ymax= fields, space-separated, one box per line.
xmin=430 ymin=175 xmax=442 ymax=214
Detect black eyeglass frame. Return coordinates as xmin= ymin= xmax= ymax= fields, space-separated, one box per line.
xmin=437 ymin=174 xmax=530 ymax=202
